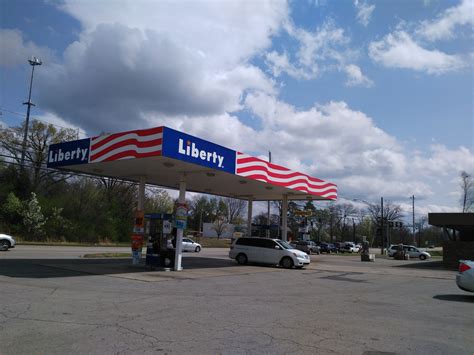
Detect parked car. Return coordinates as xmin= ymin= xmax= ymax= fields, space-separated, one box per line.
xmin=333 ymin=242 xmax=345 ymax=253
xmin=229 ymin=237 xmax=310 ymax=269
xmin=182 ymin=237 xmax=202 ymax=252
xmin=295 ymin=240 xmax=320 ymax=255
xmin=341 ymin=242 xmax=360 ymax=253
xmin=0 ymin=233 xmax=16 ymax=250
xmin=319 ymin=242 xmax=338 ymax=253
xmin=387 ymin=244 xmax=431 ymax=260
xmin=456 ymin=260 xmax=474 ymax=292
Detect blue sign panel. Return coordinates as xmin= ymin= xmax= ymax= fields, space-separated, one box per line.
xmin=47 ymin=138 xmax=91 ymax=168
xmin=162 ymin=127 xmax=236 ymax=174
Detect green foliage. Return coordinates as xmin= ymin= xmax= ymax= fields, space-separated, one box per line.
xmin=20 ymin=192 xmax=46 ymax=241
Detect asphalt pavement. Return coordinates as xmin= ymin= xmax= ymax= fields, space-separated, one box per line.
xmin=0 ymin=245 xmax=472 ymax=354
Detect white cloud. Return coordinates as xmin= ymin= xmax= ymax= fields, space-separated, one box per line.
xmin=35 ymin=112 xmax=87 ymax=138
xmin=266 ymin=21 xmax=354 ymax=80
xmin=0 ymin=29 xmax=54 ymax=67
xmin=369 ymin=31 xmax=465 ymax=74
xmin=413 ymin=145 xmax=474 ymax=176
xmin=416 ymin=0 xmax=474 ymax=41
xmin=344 ymin=64 xmax=373 ymax=87
xmin=354 ymin=0 xmax=375 ymax=27
xmin=36 ymin=3 xmax=281 ymax=134
xmin=59 ymin=0 xmax=288 ymax=69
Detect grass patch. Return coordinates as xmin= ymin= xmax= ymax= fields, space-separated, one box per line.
xmin=83 ymin=253 xmax=131 ymax=258
xmin=17 ymin=241 xmax=130 ymax=247
xmin=195 ymin=238 xmax=232 ymax=248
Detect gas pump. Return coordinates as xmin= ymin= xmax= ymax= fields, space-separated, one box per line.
xmin=144 ymin=213 xmax=174 ymax=268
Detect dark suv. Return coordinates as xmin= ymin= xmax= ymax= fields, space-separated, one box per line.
xmin=295 ymin=240 xmax=320 ymax=255
xmin=319 ymin=242 xmax=338 ymax=253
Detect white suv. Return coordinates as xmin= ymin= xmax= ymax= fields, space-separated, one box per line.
xmin=229 ymin=237 xmax=310 ymax=269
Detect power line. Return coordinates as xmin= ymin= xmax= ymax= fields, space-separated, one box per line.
xmin=0 ymin=106 xmax=81 ymax=134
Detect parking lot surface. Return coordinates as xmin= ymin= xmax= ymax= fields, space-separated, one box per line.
xmin=1 ymin=246 xmax=473 ymax=354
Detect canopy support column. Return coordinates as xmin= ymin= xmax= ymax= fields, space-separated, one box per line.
xmin=174 ymin=175 xmax=186 ymax=271
xmin=247 ymin=198 xmax=253 ymax=237
xmin=282 ymin=194 xmax=288 ymax=242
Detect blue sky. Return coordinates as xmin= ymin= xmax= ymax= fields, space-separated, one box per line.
xmin=1 ymin=0 xmax=473 ymax=218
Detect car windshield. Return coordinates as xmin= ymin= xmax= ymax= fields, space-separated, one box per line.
xmin=276 ymin=240 xmax=293 ymax=250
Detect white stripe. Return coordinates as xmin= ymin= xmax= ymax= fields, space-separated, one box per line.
xmin=91 ymin=144 xmax=162 ymax=162
xmin=237 ymin=169 xmax=334 ymax=188
xmin=285 ymin=182 xmax=338 ymax=194
xmin=91 ymin=132 xmax=163 ymax=155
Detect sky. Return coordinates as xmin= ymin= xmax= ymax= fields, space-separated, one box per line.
xmin=0 ymin=0 xmax=473 ymax=220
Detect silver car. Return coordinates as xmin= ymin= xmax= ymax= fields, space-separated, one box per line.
xmin=456 ymin=260 xmax=474 ymax=292
xmin=182 ymin=237 xmax=202 ymax=252
xmin=387 ymin=244 xmax=431 ymax=260
xmin=0 ymin=233 xmax=16 ymax=249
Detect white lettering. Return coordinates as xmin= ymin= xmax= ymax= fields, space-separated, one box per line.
xmin=65 ymin=151 xmax=71 ymax=160
xmin=81 ymin=148 xmax=88 ymax=161
xmin=178 ymin=139 xmax=186 ymax=154
xmin=177 ymin=138 xmax=225 ymax=168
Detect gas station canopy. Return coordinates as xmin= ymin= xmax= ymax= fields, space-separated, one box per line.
xmin=47 ymin=126 xmax=337 ymax=201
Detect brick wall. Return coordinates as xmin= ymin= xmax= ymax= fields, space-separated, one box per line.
xmin=443 ymin=241 xmax=474 ymax=269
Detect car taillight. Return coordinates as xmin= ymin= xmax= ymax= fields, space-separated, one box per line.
xmin=459 ymin=262 xmax=471 ymax=273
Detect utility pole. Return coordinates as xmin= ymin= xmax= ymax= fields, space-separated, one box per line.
xmin=21 ymin=56 xmax=42 ymax=167
xmin=380 ymin=197 xmax=384 ymax=255
xmin=411 ymin=195 xmax=415 ymax=246
xmin=266 ymin=151 xmax=271 ymax=238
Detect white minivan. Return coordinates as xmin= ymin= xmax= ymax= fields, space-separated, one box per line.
xmin=229 ymin=237 xmax=310 ymax=269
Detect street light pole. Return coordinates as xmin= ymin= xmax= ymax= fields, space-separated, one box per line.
xmin=411 ymin=195 xmax=415 ymax=246
xmin=20 ymin=56 xmax=42 ymax=167
xmin=380 ymin=197 xmax=384 ymax=255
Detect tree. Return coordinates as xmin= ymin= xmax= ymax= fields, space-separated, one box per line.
xmin=0 ymin=120 xmax=78 ymax=193
xmin=460 ymin=171 xmax=473 ymax=212
xmin=21 ymin=192 xmax=46 ymax=241
xmin=211 ymin=216 xmax=228 ymax=239
xmin=222 ymin=197 xmax=246 ymax=224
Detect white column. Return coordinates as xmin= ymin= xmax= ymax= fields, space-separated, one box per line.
xmin=282 ymin=194 xmax=288 ymax=241
xmin=174 ymin=175 xmax=186 ymax=271
xmin=247 ymin=197 xmax=253 ymax=237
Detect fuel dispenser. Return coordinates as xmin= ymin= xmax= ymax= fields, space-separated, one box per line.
xmin=144 ymin=213 xmax=175 ymax=268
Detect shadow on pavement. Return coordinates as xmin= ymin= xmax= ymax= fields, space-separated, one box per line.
xmin=393 ymin=260 xmax=447 ymax=270
xmin=433 ymin=294 xmax=474 ymax=303
xmin=0 ymin=257 xmax=236 ymax=279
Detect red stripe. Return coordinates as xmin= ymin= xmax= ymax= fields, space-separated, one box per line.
xmin=91 ymin=126 xmax=163 ymax=150
xmin=241 ymin=173 xmax=336 ymax=190
xmin=237 ymin=166 xmax=325 ymax=184
xmin=236 ymin=156 xmax=291 ymax=172
xmin=96 ymin=149 xmax=162 ymax=162
xmin=91 ymin=138 xmax=162 ymax=161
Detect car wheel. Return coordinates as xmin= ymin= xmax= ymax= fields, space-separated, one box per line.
xmin=195 ymin=246 xmax=201 ymax=252
xmin=0 ymin=240 xmax=10 ymax=248
xmin=280 ymin=257 xmax=294 ymax=269
xmin=236 ymin=253 xmax=248 ymax=265
xmin=419 ymin=254 xmax=427 ymax=260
